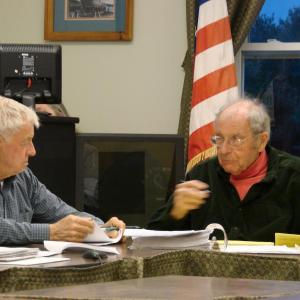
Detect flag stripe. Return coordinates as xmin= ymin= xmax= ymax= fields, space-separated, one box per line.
xmin=189 ymin=86 xmax=238 ymax=134
xmin=191 ymin=64 xmax=237 ymax=107
xmin=197 ymin=0 xmax=228 ymax=30
xmin=187 ymin=0 xmax=238 ymax=170
xmin=193 ymin=40 xmax=235 ymax=83
xmin=196 ymin=17 xmax=232 ymax=54
xmin=188 ymin=122 xmax=214 ymax=160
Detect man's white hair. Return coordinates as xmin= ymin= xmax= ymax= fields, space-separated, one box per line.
xmin=215 ymin=98 xmax=271 ymax=136
xmin=0 ymin=96 xmax=39 ymax=140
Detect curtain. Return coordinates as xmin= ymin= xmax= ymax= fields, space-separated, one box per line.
xmin=178 ymin=0 xmax=265 ymax=167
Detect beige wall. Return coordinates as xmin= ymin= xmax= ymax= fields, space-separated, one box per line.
xmin=0 ymin=0 xmax=186 ymax=134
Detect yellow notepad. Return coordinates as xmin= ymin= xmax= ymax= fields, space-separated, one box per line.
xmin=275 ymin=233 xmax=300 ymax=247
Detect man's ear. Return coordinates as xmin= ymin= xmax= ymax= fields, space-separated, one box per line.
xmin=258 ymin=131 xmax=269 ymax=152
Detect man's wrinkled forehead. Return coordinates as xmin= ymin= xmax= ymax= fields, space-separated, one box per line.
xmin=214 ymin=109 xmax=252 ymax=134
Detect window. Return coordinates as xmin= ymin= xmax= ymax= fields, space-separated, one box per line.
xmin=238 ymin=0 xmax=300 ymax=156
xmin=249 ymin=0 xmax=300 ymax=43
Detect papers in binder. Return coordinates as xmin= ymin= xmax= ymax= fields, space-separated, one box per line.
xmin=125 ymin=223 xmax=227 ymax=250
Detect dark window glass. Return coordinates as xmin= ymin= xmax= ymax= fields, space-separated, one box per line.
xmin=76 ymin=135 xmax=184 ymax=227
xmin=244 ymin=58 xmax=300 ymax=156
xmin=249 ymin=0 xmax=300 ymax=42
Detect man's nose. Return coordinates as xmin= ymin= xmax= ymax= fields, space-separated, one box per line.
xmin=28 ymin=143 xmax=36 ymax=157
xmin=218 ymin=140 xmax=231 ymax=154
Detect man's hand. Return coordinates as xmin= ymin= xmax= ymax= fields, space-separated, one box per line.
xmin=102 ymin=216 xmax=126 ymax=239
xmin=49 ymin=215 xmax=94 ymax=242
xmin=170 ymin=180 xmax=210 ymax=220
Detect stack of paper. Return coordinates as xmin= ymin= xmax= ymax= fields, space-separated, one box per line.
xmin=125 ymin=223 xmax=227 ymax=250
xmin=0 ymin=247 xmax=39 ymax=261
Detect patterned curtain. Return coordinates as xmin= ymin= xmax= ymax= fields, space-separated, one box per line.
xmin=178 ymin=0 xmax=265 ymax=168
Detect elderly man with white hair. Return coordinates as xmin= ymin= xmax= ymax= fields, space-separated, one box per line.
xmin=148 ymin=99 xmax=300 ymax=242
xmin=0 ymin=97 xmax=125 ymax=245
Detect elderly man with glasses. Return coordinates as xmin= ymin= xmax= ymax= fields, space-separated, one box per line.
xmin=148 ymin=99 xmax=300 ymax=242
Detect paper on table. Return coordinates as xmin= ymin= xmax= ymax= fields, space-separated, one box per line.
xmin=0 ymin=256 xmax=70 ymax=266
xmin=84 ymin=225 xmax=123 ymax=244
xmin=223 ymin=245 xmax=300 ymax=254
xmin=44 ymin=241 xmax=119 ymax=255
xmin=216 ymin=240 xmax=274 ymax=246
xmin=0 ymin=247 xmax=39 ymax=256
xmin=38 ymin=250 xmax=62 ymax=257
xmin=0 ymin=247 xmax=39 ymax=261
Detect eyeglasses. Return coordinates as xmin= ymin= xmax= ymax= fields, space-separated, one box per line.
xmin=211 ymin=135 xmax=255 ymax=148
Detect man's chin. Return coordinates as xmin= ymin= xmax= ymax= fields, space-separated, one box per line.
xmin=18 ymin=164 xmax=28 ymax=174
xmin=220 ymin=163 xmax=236 ymax=174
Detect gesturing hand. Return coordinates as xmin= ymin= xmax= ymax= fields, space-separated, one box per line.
xmin=49 ymin=215 xmax=95 ymax=242
xmin=170 ymin=180 xmax=210 ymax=220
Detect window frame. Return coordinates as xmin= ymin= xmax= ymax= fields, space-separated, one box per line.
xmin=237 ymin=41 xmax=300 ymax=96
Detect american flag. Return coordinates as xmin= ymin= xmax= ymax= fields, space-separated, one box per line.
xmin=187 ymin=0 xmax=238 ymax=171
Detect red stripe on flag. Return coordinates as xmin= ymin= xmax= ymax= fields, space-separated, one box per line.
xmin=191 ymin=64 xmax=237 ymax=108
xmin=187 ymin=0 xmax=237 ymax=171
xmin=188 ymin=122 xmax=214 ymax=161
xmin=196 ymin=17 xmax=232 ymax=54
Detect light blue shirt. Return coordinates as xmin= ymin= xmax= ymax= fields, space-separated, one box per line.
xmin=0 ymin=168 xmax=103 ymax=245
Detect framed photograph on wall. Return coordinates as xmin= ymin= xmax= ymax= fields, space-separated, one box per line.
xmin=44 ymin=0 xmax=133 ymax=41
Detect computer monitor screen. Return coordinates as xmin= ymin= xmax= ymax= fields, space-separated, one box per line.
xmin=76 ymin=134 xmax=185 ymax=227
xmin=0 ymin=43 xmax=61 ymax=106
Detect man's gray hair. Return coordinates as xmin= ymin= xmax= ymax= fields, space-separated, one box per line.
xmin=0 ymin=96 xmax=39 ymax=140
xmin=216 ymin=98 xmax=271 ymax=136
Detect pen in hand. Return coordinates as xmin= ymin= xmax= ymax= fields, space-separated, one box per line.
xmin=102 ymin=226 xmax=119 ymax=232
xmin=101 ymin=225 xmax=141 ymax=232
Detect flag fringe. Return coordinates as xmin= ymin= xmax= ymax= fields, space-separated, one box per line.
xmin=186 ymin=146 xmax=217 ymax=173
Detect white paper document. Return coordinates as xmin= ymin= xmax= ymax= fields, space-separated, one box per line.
xmin=84 ymin=225 xmax=123 ymax=244
xmin=44 ymin=241 xmax=120 ymax=255
xmin=223 ymin=245 xmax=300 ymax=255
